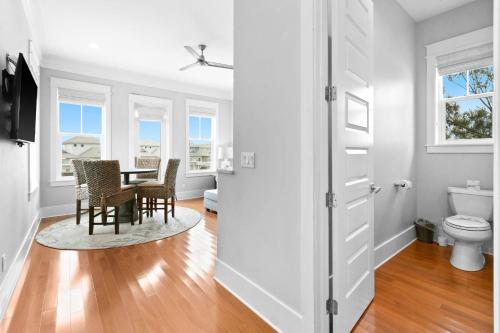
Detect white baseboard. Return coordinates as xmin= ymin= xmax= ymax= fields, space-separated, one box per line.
xmin=177 ymin=189 xmax=206 ymax=200
xmin=40 ymin=203 xmax=76 ymax=218
xmin=214 ymin=258 xmax=302 ymax=333
xmin=0 ymin=213 xmax=40 ymax=321
xmin=375 ymin=225 xmax=416 ymax=269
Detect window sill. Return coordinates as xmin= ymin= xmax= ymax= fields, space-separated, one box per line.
xmin=426 ymin=143 xmax=493 ymax=154
xmin=50 ymin=179 xmax=75 ymax=187
xmin=185 ymin=171 xmax=216 ymax=178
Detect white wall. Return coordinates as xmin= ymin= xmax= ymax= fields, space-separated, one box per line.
xmin=0 ymin=0 xmax=40 ymax=316
xmin=215 ymin=0 xmax=306 ymax=331
xmin=416 ymin=0 xmax=494 ymax=225
xmin=39 ymin=67 xmax=233 ymax=212
xmin=373 ymin=0 xmax=418 ymax=264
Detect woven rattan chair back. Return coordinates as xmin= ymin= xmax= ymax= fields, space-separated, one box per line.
xmin=163 ymin=159 xmax=180 ymax=192
xmin=83 ymin=160 xmax=122 ymax=207
xmin=135 ymin=157 xmax=161 ymax=180
xmin=72 ymin=159 xmax=87 ymax=185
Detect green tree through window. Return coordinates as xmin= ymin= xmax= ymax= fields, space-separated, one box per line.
xmin=444 ymin=66 xmax=494 ymax=140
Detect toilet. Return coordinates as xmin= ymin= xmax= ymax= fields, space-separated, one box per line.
xmin=443 ymin=187 xmax=493 ymax=271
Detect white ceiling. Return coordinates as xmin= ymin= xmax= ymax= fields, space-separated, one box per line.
xmin=395 ymin=0 xmax=477 ymax=22
xmin=34 ymin=0 xmax=233 ymax=93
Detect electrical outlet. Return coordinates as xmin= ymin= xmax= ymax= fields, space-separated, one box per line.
xmin=1 ymin=254 xmax=6 ymax=273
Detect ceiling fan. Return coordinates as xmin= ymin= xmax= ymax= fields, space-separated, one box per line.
xmin=179 ymin=44 xmax=233 ymax=71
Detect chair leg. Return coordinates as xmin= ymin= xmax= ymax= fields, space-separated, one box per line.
xmin=102 ymin=206 xmax=107 ymax=225
xmin=172 ymin=196 xmax=175 ymax=218
xmin=89 ymin=206 xmax=94 ymax=235
xmin=164 ymin=199 xmax=168 ymax=224
xmin=146 ymin=198 xmax=150 ymax=217
xmin=130 ymin=200 xmax=134 ymax=226
xmin=138 ymin=196 xmax=143 ymax=224
xmin=114 ymin=206 xmax=120 ymax=234
xmin=76 ymin=199 xmax=81 ymax=225
xmin=154 ymin=198 xmax=158 ymax=212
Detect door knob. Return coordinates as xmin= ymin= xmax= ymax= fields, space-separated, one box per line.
xmin=370 ymin=183 xmax=382 ymax=194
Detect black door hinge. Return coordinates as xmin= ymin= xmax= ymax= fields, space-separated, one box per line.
xmin=326 ymin=298 xmax=338 ymax=315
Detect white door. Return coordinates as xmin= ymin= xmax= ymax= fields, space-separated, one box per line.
xmin=328 ymin=0 xmax=375 ymax=331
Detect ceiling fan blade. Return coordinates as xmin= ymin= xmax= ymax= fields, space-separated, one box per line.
xmin=184 ymin=46 xmax=201 ymax=59
xmin=179 ymin=62 xmax=200 ymax=71
xmin=206 ymin=61 xmax=233 ymax=70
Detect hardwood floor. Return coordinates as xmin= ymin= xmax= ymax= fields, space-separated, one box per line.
xmin=1 ymin=200 xmax=493 ymax=332
xmin=353 ymin=241 xmax=493 ymax=333
xmin=0 ymin=199 xmax=274 ymax=333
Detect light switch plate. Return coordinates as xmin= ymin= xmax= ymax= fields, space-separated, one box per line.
xmin=241 ymin=152 xmax=255 ymax=168
xmin=1 ymin=254 xmax=6 ymax=273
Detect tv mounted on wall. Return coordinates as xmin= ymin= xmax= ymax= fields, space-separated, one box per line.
xmin=3 ymin=53 xmax=38 ymax=146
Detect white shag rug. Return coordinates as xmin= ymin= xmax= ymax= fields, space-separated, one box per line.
xmin=35 ymin=207 xmax=202 ymax=250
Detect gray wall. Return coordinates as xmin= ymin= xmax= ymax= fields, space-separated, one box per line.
xmin=416 ymin=0 xmax=494 ymax=224
xmin=373 ymin=0 xmax=417 ymax=247
xmin=0 ymin=0 xmax=40 ymax=286
xmin=39 ymin=68 xmax=233 ymax=209
xmin=217 ymin=0 xmax=301 ymax=312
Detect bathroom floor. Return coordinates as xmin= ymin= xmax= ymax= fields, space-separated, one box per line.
xmin=353 ymin=241 xmax=493 ymax=333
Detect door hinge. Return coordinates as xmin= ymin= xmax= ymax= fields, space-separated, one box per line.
xmin=325 ymin=85 xmax=337 ymax=102
xmin=326 ymin=298 xmax=338 ymax=315
xmin=326 ymin=192 xmax=337 ymax=208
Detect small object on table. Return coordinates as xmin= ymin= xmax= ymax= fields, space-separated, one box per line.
xmin=120 ymin=168 xmax=156 ymax=222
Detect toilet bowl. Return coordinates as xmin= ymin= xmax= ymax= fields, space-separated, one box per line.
xmin=443 ymin=215 xmax=491 ymax=271
xmin=443 ymin=187 xmax=493 ymax=271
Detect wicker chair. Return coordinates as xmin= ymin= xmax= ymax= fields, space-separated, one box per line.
xmin=137 ymin=159 xmax=180 ymax=224
xmin=72 ymin=159 xmax=89 ymax=225
xmin=83 ymin=160 xmax=136 ymax=235
xmin=129 ymin=157 xmax=161 ymax=184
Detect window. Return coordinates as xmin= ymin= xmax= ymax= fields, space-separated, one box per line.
xmin=50 ymin=78 xmax=111 ymax=185
xmin=137 ymin=120 xmax=161 ymax=158
xmin=59 ymin=102 xmax=103 ymax=177
xmin=426 ymin=27 xmax=494 ymax=153
xmin=186 ymin=99 xmax=218 ymax=175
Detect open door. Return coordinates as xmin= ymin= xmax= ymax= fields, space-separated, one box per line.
xmin=326 ymin=0 xmax=375 ymax=331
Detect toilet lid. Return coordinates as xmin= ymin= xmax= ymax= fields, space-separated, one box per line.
xmin=445 ymin=215 xmax=491 ymax=231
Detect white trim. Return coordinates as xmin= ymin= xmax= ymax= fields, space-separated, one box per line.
xmin=42 ymin=55 xmax=233 ymax=101
xmin=214 ymin=258 xmax=303 ymax=333
xmin=426 ymin=27 xmax=494 ymax=154
xmin=0 ymin=214 xmax=40 ymax=321
xmin=426 ymin=143 xmax=493 ymax=154
xmin=50 ymin=77 xmax=112 ymax=184
xmin=374 ymin=225 xmax=417 ymax=269
xmin=128 ymin=94 xmax=174 ymax=179
xmin=492 ymin=1 xmax=499 ymax=331
xmin=185 ymin=99 xmax=219 ymax=175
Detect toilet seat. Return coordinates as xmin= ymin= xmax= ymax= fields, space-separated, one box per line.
xmin=445 ymin=215 xmax=490 ymax=231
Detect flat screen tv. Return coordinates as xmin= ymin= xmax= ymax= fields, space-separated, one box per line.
xmin=10 ymin=53 xmax=38 ymax=144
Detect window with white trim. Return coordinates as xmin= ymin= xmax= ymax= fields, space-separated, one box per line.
xmin=186 ymin=99 xmax=218 ymax=174
xmin=426 ymin=27 xmax=494 ymax=153
xmin=50 ymin=78 xmax=111 ymax=185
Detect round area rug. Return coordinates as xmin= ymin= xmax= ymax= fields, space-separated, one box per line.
xmin=35 ymin=207 xmax=202 ymax=250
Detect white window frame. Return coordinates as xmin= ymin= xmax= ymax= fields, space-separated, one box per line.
xmin=426 ymin=26 xmax=494 ymax=154
xmin=128 ymin=94 xmax=173 ymax=180
xmin=50 ymin=77 xmax=112 ymax=186
xmin=185 ymin=99 xmax=218 ymax=176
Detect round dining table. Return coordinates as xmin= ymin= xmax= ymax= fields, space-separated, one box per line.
xmin=119 ymin=168 xmax=157 ymax=221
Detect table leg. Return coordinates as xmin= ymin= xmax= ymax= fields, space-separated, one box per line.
xmin=119 ymin=200 xmax=138 ymax=222
xmin=124 ymin=173 xmax=130 ymax=185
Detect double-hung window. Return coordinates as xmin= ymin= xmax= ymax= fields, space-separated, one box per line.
xmin=426 ymin=27 xmax=494 ymax=153
xmin=186 ymin=99 xmax=218 ymax=175
xmin=50 ymin=78 xmax=111 ymax=185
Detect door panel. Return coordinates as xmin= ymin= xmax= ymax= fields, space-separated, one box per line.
xmin=329 ymin=0 xmax=374 ymax=331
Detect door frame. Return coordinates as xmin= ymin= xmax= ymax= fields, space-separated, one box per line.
xmin=493 ymin=0 xmax=499 ymax=330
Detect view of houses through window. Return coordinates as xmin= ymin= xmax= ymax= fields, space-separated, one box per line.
xmin=188 ymin=115 xmax=214 ymax=171
xmin=442 ymin=65 xmax=494 ymax=140
xmin=137 ymin=120 xmax=161 ymax=158
xmin=59 ymin=102 xmax=103 ymax=177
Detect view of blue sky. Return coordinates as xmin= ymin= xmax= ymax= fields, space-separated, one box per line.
xmin=189 ymin=115 xmax=212 ymax=144
xmin=59 ymin=103 xmax=102 ymax=134
xmin=443 ymin=65 xmax=494 ymax=98
xmin=139 ymin=120 xmax=161 ymax=142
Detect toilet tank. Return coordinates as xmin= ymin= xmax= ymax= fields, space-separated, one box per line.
xmin=448 ymin=187 xmax=493 ymax=221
